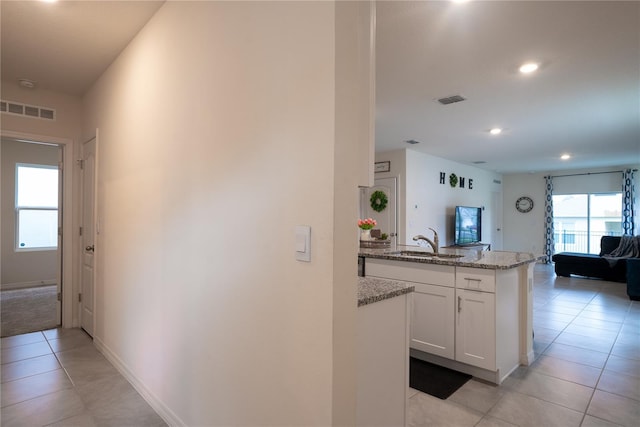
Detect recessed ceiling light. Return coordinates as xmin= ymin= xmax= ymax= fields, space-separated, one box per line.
xmin=41 ymin=0 xmax=58 ymax=3
xmin=451 ymin=0 xmax=471 ymax=3
xmin=560 ymin=154 xmax=571 ymax=160
xmin=519 ymin=62 xmax=539 ymax=74
xmin=489 ymin=128 xmax=502 ymax=135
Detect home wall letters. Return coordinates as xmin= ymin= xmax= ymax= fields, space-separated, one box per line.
xmin=440 ymin=171 xmax=474 ymax=190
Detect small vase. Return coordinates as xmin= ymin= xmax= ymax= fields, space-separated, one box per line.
xmin=360 ymin=229 xmax=372 ymax=241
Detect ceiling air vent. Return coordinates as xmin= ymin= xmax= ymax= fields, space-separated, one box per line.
xmin=472 ymin=161 xmax=487 ymax=164
xmin=404 ymin=139 xmax=421 ymax=145
xmin=0 ymin=99 xmax=56 ymax=121
xmin=437 ymin=95 xmax=466 ymax=105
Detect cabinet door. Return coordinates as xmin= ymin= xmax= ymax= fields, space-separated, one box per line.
xmin=455 ymin=289 xmax=496 ymax=370
xmin=411 ymin=283 xmax=455 ymax=359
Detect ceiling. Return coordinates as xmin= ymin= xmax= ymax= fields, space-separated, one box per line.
xmin=376 ymin=1 xmax=640 ymax=174
xmin=1 ymin=0 xmax=163 ymax=96
xmin=2 ymin=1 xmax=638 ymax=174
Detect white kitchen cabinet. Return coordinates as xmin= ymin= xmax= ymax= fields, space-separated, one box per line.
xmin=412 ymin=283 xmax=455 ymax=359
xmin=455 ymin=289 xmax=496 ymax=370
xmin=365 ymin=258 xmax=455 ymax=286
xmin=365 ymin=257 xmax=522 ymax=384
xmin=456 ymin=267 xmax=496 ymax=293
xmin=454 ymin=266 xmax=520 ymax=379
xmin=357 ymin=292 xmax=410 ymax=426
xmin=365 ymin=258 xmax=456 ymax=360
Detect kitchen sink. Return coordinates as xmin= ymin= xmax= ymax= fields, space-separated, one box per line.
xmin=395 ymin=251 xmax=464 ymax=259
xmin=434 ymin=253 xmax=465 ymax=259
xmin=397 ymin=250 xmax=436 ymax=257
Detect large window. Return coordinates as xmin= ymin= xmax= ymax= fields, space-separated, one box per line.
xmin=553 ymin=192 xmax=622 ymax=254
xmin=15 ymin=164 xmax=59 ymax=250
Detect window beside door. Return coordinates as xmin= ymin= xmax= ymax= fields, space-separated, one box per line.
xmin=15 ymin=163 xmax=59 ymax=250
xmin=553 ymin=192 xmax=622 ymax=254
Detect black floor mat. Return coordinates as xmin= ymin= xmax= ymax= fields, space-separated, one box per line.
xmin=409 ymin=357 xmax=471 ymax=400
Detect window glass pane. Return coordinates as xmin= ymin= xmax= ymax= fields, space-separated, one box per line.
xmin=553 ymin=192 xmax=622 ymax=255
xmin=17 ymin=209 xmax=58 ymax=249
xmin=590 ymin=193 xmax=622 ymax=233
xmin=17 ymin=165 xmax=58 ymax=208
xmin=553 ymin=194 xmax=588 ymax=253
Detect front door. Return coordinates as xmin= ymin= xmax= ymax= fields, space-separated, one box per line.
xmin=80 ymin=138 xmax=96 ymax=337
xmin=360 ymin=177 xmax=398 ymax=244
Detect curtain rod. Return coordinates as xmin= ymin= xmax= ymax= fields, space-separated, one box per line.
xmin=545 ymin=169 xmax=638 ymax=179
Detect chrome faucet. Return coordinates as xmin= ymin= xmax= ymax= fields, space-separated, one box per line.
xmin=413 ymin=228 xmax=439 ymax=254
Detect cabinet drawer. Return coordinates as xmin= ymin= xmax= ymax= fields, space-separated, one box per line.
xmin=456 ymin=267 xmax=495 ymax=293
xmin=366 ymin=259 xmax=455 ymax=287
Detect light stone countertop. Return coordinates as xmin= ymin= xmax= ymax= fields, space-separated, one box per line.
xmin=359 ymin=245 xmax=545 ymax=270
xmin=358 ymin=276 xmax=414 ymax=307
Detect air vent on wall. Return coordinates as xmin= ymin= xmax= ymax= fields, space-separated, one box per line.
xmin=437 ymin=95 xmax=466 ymax=105
xmin=0 ymin=100 xmax=56 ymax=121
xmin=472 ymin=161 xmax=487 ymax=164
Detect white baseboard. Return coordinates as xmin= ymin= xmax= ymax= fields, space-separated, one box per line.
xmin=93 ymin=336 xmax=185 ymax=427
xmin=1 ymin=280 xmax=56 ymax=291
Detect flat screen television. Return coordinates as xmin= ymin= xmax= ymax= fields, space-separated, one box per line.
xmin=454 ymin=206 xmax=482 ymax=245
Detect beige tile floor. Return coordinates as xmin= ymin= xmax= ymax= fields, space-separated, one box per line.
xmin=1 ymin=328 xmax=166 ymax=427
xmin=1 ymin=263 xmax=638 ymax=426
xmin=409 ymin=263 xmax=640 ymax=427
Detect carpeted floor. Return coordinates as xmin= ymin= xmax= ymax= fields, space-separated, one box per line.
xmin=1 ymin=285 xmax=59 ymax=337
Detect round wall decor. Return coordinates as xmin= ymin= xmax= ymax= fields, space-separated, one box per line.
xmin=449 ymin=173 xmax=458 ymax=188
xmin=370 ymin=190 xmax=388 ymax=212
xmin=516 ymin=196 xmax=534 ymax=213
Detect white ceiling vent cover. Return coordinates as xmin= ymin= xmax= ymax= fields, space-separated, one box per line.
xmin=437 ymin=95 xmax=466 ymax=105
xmin=0 ymin=100 xmax=56 ymax=121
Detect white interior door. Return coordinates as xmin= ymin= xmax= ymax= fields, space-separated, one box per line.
xmin=361 ymin=177 xmax=398 ymax=244
xmin=56 ymin=146 xmax=63 ymax=325
xmin=491 ymin=191 xmax=503 ymax=250
xmin=80 ymin=138 xmax=96 ymax=337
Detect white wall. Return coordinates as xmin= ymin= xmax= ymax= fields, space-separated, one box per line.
xmin=1 ymin=139 xmax=58 ymax=285
xmin=376 ymin=149 xmax=503 ymax=246
xmin=0 ymin=82 xmax=83 ymax=142
xmin=501 ymin=173 xmax=547 ymax=253
xmin=333 ymin=2 xmax=376 ymax=424
xmin=0 ymin=83 xmax=82 ymax=326
xmin=81 ymin=2 xmax=369 ymax=425
xmin=376 ymin=148 xmax=638 ymax=254
xmin=502 ymin=164 xmax=640 ymax=253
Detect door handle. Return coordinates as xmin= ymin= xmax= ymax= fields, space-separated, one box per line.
xmin=85 ymin=245 xmax=94 ymax=252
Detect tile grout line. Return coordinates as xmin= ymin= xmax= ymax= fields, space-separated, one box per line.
xmin=531 ymin=273 xmax=636 ymax=426
xmin=546 ymin=279 xmax=640 ymax=424
xmin=44 ymin=333 xmax=81 ymax=389
xmin=2 ymin=330 xmax=96 ymax=426
xmin=0 ymin=333 xmax=78 ymax=414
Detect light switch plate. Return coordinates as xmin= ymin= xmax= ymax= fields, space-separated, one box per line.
xmin=295 ymin=225 xmax=311 ymax=262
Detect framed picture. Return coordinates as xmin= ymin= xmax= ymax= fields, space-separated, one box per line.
xmin=374 ymin=161 xmax=390 ymax=173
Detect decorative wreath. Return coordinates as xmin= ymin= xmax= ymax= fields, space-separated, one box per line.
xmin=449 ymin=173 xmax=458 ymax=188
xmin=370 ymin=190 xmax=388 ymax=213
